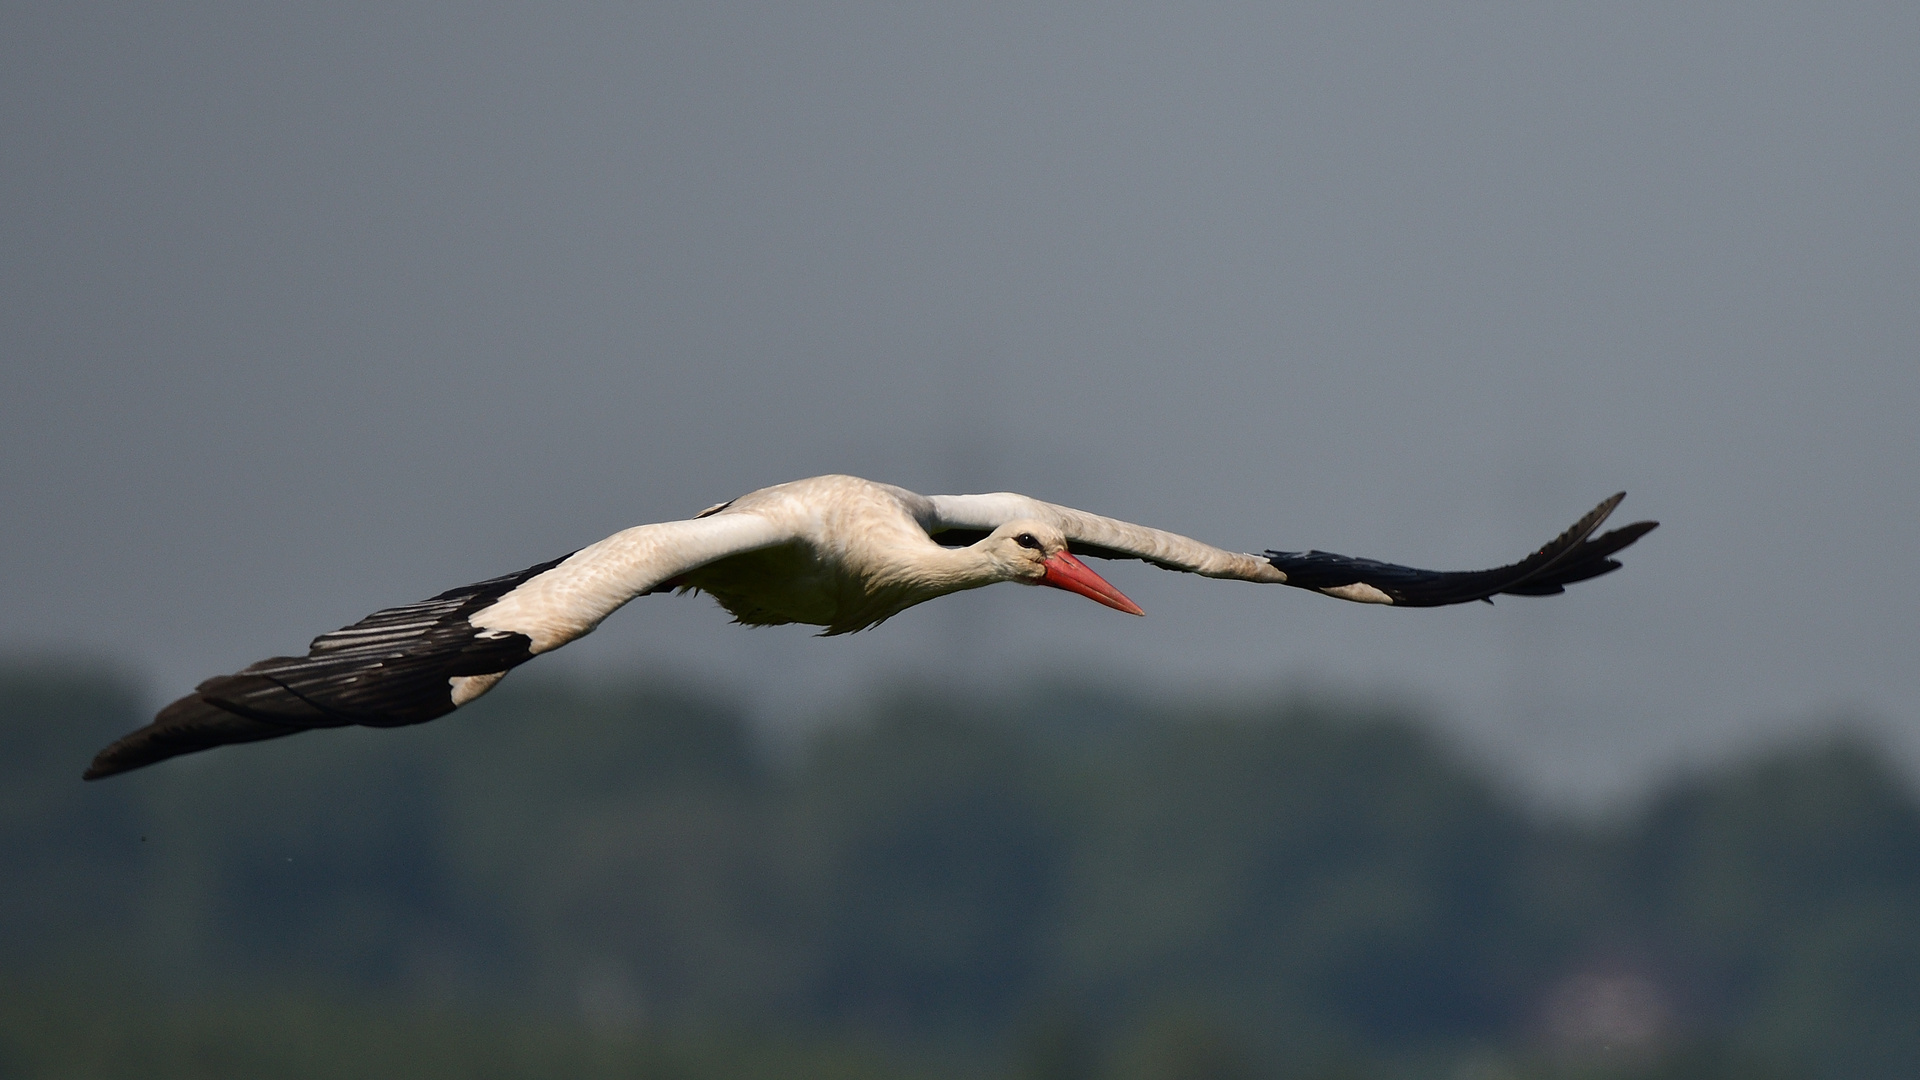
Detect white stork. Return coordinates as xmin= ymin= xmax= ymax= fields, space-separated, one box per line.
xmin=85 ymin=475 xmax=1656 ymax=779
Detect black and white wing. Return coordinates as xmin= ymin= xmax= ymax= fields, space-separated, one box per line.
xmin=926 ymin=491 xmax=1657 ymax=605
xmin=84 ymin=513 xmax=788 ymax=780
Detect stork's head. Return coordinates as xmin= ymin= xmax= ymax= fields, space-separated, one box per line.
xmin=981 ymin=520 xmax=1145 ymax=616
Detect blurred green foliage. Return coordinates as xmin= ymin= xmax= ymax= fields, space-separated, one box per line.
xmin=3 ymin=661 xmax=1915 ymax=1078
xmin=0 ymin=984 xmax=924 ymax=1080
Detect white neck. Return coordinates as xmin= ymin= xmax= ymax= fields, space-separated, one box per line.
xmin=892 ymin=539 xmax=1018 ymax=599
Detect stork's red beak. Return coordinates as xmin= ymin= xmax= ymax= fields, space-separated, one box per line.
xmin=1040 ymin=551 xmax=1145 ymax=616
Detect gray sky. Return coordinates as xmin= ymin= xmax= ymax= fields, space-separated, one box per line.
xmin=3 ymin=2 xmax=1915 ymax=807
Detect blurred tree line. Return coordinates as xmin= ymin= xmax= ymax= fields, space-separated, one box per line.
xmin=2 ymin=660 xmax=1916 ymax=1080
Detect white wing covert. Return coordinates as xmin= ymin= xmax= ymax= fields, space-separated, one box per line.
xmin=926 ymin=493 xmax=1285 ymax=581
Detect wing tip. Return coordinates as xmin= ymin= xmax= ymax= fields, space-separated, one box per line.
xmin=1263 ymin=493 xmax=1655 ymax=608
xmin=81 ymin=693 xmax=303 ymax=781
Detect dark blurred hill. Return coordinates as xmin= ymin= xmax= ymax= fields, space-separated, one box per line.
xmin=2 ymin=662 xmax=1915 ymax=1079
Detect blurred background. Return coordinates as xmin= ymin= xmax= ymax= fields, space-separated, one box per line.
xmin=2 ymin=2 xmax=1915 ymax=1077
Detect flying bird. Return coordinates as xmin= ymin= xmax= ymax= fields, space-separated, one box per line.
xmin=84 ymin=475 xmax=1656 ymax=779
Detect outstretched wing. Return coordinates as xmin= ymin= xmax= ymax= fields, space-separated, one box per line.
xmin=926 ymin=492 xmax=1290 ymax=581
xmin=84 ymin=512 xmax=789 ymax=780
xmin=926 ymin=491 xmax=1656 ymax=604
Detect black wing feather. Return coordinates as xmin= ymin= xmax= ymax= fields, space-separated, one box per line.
xmin=83 ymin=552 xmax=574 ymax=780
xmin=930 ymin=527 xmax=991 ymax=549
xmin=1265 ymin=495 xmax=1657 ymax=607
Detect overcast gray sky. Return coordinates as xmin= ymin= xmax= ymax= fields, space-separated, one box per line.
xmin=3 ymin=2 xmax=1915 ymax=806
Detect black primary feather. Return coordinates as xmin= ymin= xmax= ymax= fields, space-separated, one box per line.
xmin=1265 ymin=495 xmax=1657 ymax=607
xmin=83 ymin=552 xmax=574 ymax=780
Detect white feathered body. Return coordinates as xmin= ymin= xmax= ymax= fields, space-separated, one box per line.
xmin=682 ymin=475 xmax=973 ymax=634
xmin=476 ymin=476 xmax=988 ymax=646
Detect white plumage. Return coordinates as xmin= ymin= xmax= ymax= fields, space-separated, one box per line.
xmin=85 ymin=474 xmax=1655 ymax=779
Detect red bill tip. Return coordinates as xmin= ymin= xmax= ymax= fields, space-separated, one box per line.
xmin=1040 ymin=551 xmax=1145 ymax=616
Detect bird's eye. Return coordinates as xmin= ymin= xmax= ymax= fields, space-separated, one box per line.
xmin=1014 ymin=532 xmax=1042 ymax=550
